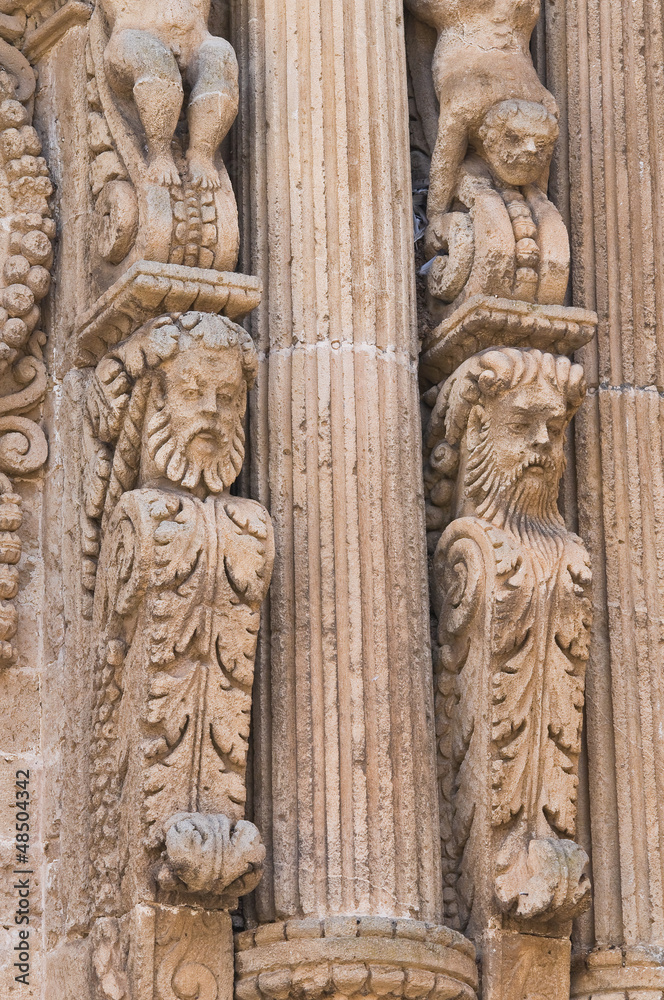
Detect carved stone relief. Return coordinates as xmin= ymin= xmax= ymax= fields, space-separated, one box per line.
xmin=84 ymin=312 xmax=273 ymax=928
xmin=85 ymin=0 xmax=239 ymax=292
xmin=19 ymin=4 xmax=275 ymax=995
xmin=405 ymin=0 xmax=569 ymax=321
xmin=0 ymin=25 xmax=54 ymax=664
xmin=424 ymin=347 xmax=591 ymax=935
xmin=406 ymin=2 xmax=598 ymax=998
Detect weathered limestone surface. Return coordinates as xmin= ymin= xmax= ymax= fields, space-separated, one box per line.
xmin=229 ymin=3 xmax=479 ymax=999
xmin=0 ymin=0 xmax=660 ymax=998
xmin=234 ymin=0 xmax=443 ymax=925
xmin=536 ymin=0 xmax=664 ymax=995
xmin=405 ymin=1 xmax=600 ymax=998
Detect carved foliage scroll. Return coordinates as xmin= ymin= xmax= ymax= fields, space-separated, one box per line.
xmin=0 ymin=23 xmax=54 ymax=663
xmin=424 ymin=348 xmax=592 ymax=940
xmin=86 ymin=313 xmax=273 ymax=918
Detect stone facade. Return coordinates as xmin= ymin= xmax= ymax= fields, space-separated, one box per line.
xmin=0 ymin=1 xmax=659 ymax=999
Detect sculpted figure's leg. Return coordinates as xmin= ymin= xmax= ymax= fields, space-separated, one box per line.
xmin=425 ymin=108 xmax=468 ymax=255
xmin=185 ymin=37 xmax=239 ymax=189
xmin=104 ymin=29 xmax=183 ymax=186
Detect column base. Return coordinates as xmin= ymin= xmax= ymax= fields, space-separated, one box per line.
xmin=235 ymin=917 xmax=477 ymax=1000
xmin=571 ymin=947 xmax=664 ymax=1000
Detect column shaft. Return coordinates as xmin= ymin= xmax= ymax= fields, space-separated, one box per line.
xmin=234 ymin=0 xmax=442 ymax=923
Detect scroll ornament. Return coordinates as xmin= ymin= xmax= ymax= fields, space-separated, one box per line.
xmin=0 ymin=27 xmax=54 ymax=663
xmin=405 ymin=0 xmax=569 ymax=317
xmin=85 ymin=0 xmax=240 ymax=278
xmin=424 ymin=348 xmax=592 ymax=938
xmin=84 ymin=313 xmax=274 ymax=920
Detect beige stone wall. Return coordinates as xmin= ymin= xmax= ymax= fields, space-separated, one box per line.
xmin=0 ymin=0 xmax=660 ymax=998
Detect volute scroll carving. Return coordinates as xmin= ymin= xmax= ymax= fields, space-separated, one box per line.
xmin=85 ymin=0 xmax=240 ymax=287
xmin=408 ymin=3 xmax=597 ymax=995
xmin=0 ymin=29 xmax=55 ymax=664
xmin=423 ymin=347 xmax=592 ymax=997
xmin=405 ymin=0 xmax=571 ymax=321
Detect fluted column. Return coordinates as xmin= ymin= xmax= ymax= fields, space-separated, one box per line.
xmin=540 ymin=0 xmax=664 ymax=992
xmin=232 ymin=0 xmax=442 ymax=925
xmin=230 ymin=4 xmax=479 ymax=994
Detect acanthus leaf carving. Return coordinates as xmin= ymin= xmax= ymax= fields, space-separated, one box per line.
xmin=86 ymin=312 xmax=273 ymax=919
xmin=425 ymin=348 xmax=592 ymax=942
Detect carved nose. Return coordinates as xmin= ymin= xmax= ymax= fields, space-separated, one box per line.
xmin=199 ymin=391 xmax=217 ymax=414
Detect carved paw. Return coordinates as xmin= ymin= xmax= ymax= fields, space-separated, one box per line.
xmin=495 ymin=836 xmax=591 ymax=925
xmin=159 ymin=812 xmax=265 ymax=896
xmin=186 ymin=152 xmax=221 ymax=190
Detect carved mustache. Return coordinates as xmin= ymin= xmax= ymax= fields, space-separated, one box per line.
xmin=182 ymin=417 xmax=223 ymax=445
xmin=517 ymin=453 xmax=558 ymax=477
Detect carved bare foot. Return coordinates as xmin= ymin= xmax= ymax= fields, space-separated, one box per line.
xmin=186 ymin=152 xmax=221 ymax=190
xmin=146 ymin=153 xmax=181 ymax=188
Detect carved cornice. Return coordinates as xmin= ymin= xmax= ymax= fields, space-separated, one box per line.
xmin=420 ymin=296 xmax=597 ymax=385
xmin=70 ymin=261 xmax=262 ymax=368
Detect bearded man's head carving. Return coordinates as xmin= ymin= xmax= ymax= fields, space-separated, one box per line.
xmin=427 ymin=348 xmax=586 ymax=528
xmin=85 ymin=311 xmax=258 ymax=531
xmin=143 ymin=315 xmax=255 ymax=494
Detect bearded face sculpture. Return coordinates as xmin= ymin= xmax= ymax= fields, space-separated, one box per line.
xmin=145 ymin=341 xmax=248 ymax=494
xmin=84 ymin=312 xmax=273 ymax=916
xmin=426 ymin=348 xmax=592 ymax=939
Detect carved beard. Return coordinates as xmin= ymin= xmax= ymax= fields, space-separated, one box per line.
xmin=465 ymin=416 xmax=566 ymax=564
xmin=146 ymin=405 xmax=245 ymax=494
